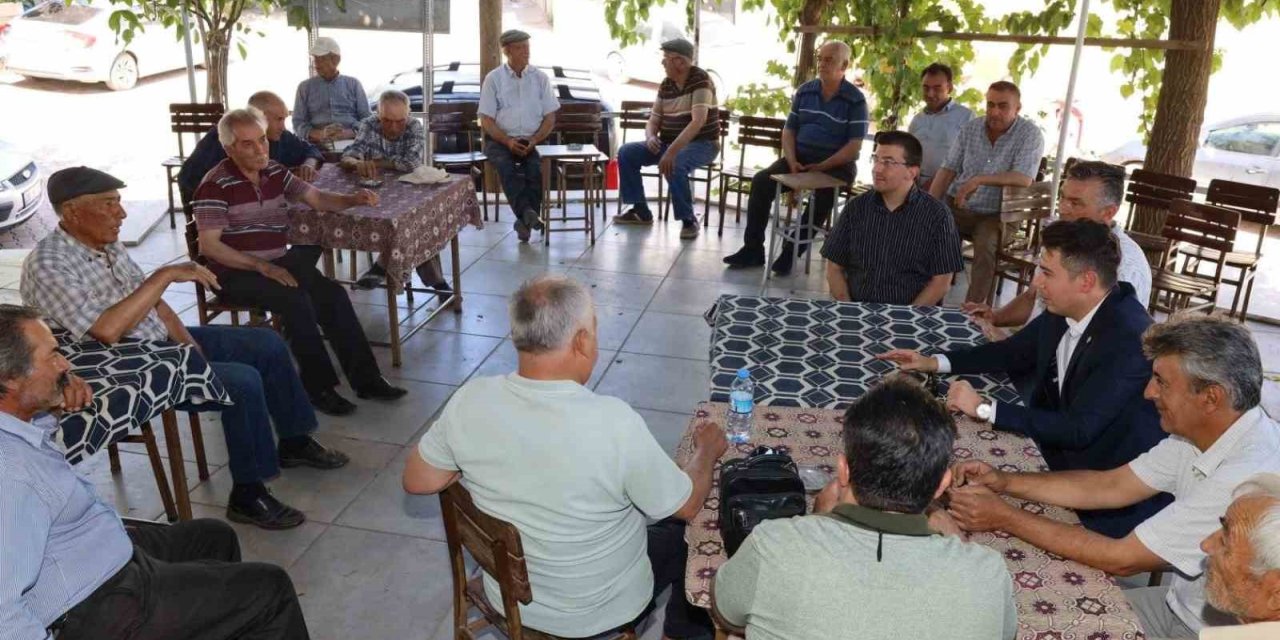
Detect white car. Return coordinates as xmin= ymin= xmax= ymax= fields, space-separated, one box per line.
xmin=3 ymin=0 xmax=202 ymax=90
xmin=1101 ymin=114 xmax=1280 ymax=189
xmin=0 ymin=139 xmax=42 ymax=232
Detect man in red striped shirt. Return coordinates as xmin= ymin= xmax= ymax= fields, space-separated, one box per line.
xmin=193 ymin=108 xmax=407 ymax=416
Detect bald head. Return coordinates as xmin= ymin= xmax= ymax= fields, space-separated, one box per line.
xmin=247 ymin=91 xmax=289 ymax=141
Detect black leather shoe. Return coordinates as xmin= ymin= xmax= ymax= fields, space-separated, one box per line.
xmin=226 ymin=492 xmax=306 ymax=530
xmin=356 ymin=377 xmax=408 ymax=401
xmin=310 ymin=389 xmax=357 ymax=416
xmin=279 ymin=437 xmax=350 ymax=470
xmin=723 ymin=246 xmax=766 ymax=268
xmin=771 ymin=244 xmax=805 ymax=276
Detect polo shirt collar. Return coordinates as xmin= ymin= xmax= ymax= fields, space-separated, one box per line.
xmin=798 ymin=78 xmax=859 ymax=103
xmin=1193 ymin=407 xmax=1264 ymax=479
xmin=826 ymin=503 xmax=936 ymax=537
xmin=503 ymin=63 xmax=534 ymax=79
xmin=0 ymin=411 xmax=57 ymax=449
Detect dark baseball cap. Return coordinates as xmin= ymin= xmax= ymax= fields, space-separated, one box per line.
xmin=47 ymin=166 xmax=126 ymax=207
xmin=660 ymin=37 xmax=695 ymax=59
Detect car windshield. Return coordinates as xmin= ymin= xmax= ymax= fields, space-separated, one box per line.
xmin=26 ymin=1 xmax=98 ymax=25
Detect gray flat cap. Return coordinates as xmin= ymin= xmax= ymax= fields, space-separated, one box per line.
xmin=500 ymin=29 xmax=531 ymax=46
xmin=47 ymin=166 xmax=126 ymax=207
xmin=660 ymin=37 xmax=695 ymax=59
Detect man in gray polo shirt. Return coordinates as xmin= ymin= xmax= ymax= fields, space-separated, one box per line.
xmin=907 ymin=62 xmax=974 ymax=190
xmin=713 ymin=378 xmax=1016 ymax=639
xmin=929 ymin=80 xmax=1044 ymax=304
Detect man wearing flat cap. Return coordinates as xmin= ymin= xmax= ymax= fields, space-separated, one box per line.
xmin=293 ymin=36 xmax=370 ymax=145
xmin=21 ymin=166 xmax=351 ymax=530
xmin=613 ymin=37 xmax=720 ymax=239
xmin=478 ymin=29 xmax=560 ymax=242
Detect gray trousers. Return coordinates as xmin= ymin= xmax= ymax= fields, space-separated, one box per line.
xmin=1125 ymin=586 xmax=1196 ymax=639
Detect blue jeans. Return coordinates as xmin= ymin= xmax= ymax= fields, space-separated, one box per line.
xmin=618 ymin=139 xmax=719 ymax=223
xmin=485 ymin=141 xmax=542 ymax=217
xmin=181 ymin=326 xmax=317 ymax=484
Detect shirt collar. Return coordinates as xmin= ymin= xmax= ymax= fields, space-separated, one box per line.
xmin=825 ymin=503 xmax=936 ymax=537
xmin=799 ymin=78 xmax=860 ymax=102
xmin=53 ymin=224 xmax=122 ymax=261
xmin=1193 ymin=407 xmax=1266 ymax=479
xmin=871 ymin=186 xmax=922 ymax=212
xmin=1065 ymin=293 xmax=1106 ymax=339
xmin=924 ymin=99 xmax=954 ymax=115
xmin=0 ymin=411 xmax=57 ymax=449
xmin=503 ymin=63 xmax=537 ymax=79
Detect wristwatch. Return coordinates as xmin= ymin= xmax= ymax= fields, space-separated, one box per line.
xmin=976 ymin=402 xmax=993 ymax=422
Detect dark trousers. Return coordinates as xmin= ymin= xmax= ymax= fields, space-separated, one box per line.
xmin=59 ymin=519 xmax=309 ymax=640
xmin=742 ymin=156 xmax=853 ymax=250
xmin=217 ymin=246 xmax=382 ymax=397
xmin=485 ymin=141 xmax=543 ymax=217
xmin=641 ymin=518 xmax=713 ymax=639
xmin=182 ymin=326 xmax=317 ymax=484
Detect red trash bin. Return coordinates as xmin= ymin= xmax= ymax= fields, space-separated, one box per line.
xmin=605 ymin=158 xmax=619 ymax=190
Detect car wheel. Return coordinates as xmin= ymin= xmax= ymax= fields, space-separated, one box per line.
xmin=105 ymin=52 xmax=138 ymax=91
xmin=605 ymin=52 xmax=628 ymax=84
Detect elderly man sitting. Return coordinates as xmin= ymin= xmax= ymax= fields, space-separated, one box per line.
xmin=23 ymin=166 xmax=350 ymax=530
xmin=945 ymin=316 xmax=1280 ymax=638
xmin=193 ymin=108 xmax=407 ymax=416
xmin=713 ymin=377 xmax=1017 ymax=639
xmin=403 ymin=274 xmax=722 ymax=639
xmin=292 ymin=37 xmax=369 ymax=145
xmin=1199 ymin=474 xmax=1280 ymax=639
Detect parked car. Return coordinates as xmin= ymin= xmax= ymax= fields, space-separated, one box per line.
xmin=1101 ymin=113 xmax=1280 ymax=189
xmin=0 ymin=139 xmax=42 ymax=232
xmin=3 ymin=0 xmax=203 ymax=90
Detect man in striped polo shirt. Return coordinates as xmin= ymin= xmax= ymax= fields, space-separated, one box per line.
xmin=193 ymin=108 xmax=407 ymax=416
xmin=613 ymin=37 xmax=720 ymax=240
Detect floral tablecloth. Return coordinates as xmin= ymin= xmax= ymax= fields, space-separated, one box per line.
xmin=675 ymin=402 xmax=1145 ymax=639
xmin=57 ymin=333 xmax=231 ymax=464
xmin=289 ymin=166 xmax=483 ymax=284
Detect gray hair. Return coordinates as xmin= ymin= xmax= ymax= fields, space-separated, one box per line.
xmin=0 ymin=305 xmax=42 ymax=398
xmin=379 ymin=89 xmax=410 ymax=110
xmin=217 ymin=107 xmax=267 ymax=147
xmin=820 ymin=40 xmax=852 ymax=64
xmin=247 ymin=90 xmax=285 ymax=112
xmin=1142 ymin=316 xmax=1262 ymax=412
xmin=1232 ymin=473 xmax=1280 ymax=574
xmin=509 ymin=275 xmax=595 ymax=353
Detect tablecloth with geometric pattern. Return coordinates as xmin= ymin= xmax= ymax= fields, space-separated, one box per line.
xmin=708 ymin=295 xmax=1024 ymax=410
xmin=57 ymin=333 xmax=231 ymax=464
xmin=676 ymin=402 xmax=1145 ymax=639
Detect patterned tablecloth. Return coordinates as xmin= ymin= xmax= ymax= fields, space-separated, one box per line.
xmin=708 ymin=295 xmax=1023 ymax=410
xmin=289 ymin=166 xmax=483 ymax=283
xmin=676 ymin=402 xmax=1144 ymax=639
xmin=57 ymin=333 xmax=231 ymax=464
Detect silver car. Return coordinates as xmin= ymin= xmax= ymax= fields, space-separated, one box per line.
xmin=1102 ymin=113 xmax=1280 ymax=189
xmin=0 ymin=140 xmax=42 ymax=232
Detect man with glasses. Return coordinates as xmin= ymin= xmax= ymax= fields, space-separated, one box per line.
xmin=820 ymin=131 xmax=962 ymax=305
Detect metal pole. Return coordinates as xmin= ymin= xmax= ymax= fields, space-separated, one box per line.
xmin=307 ymin=0 xmax=318 ymax=77
xmin=1050 ymin=0 xmax=1090 ymax=219
xmin=181 ymin=2 xmax=197 ymax=102
xmin=692 ymin=0 xmax=701 ymax=66
xmin=422 ymin=0 xmax=434 ymax=160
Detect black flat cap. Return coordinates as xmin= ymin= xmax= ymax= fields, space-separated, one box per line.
xmin=47 ymin=166 xmax=126 ymax=207
xmin=500 ymin=29 xmax=531 ymax=46
xmin=660 ymin=37 xmax=695 ymax=59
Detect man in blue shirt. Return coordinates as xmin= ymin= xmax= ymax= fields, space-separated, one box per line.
xmin=723 ymin=40 xmax=868 ymax=275
xmin=0 ymin=305 xmax=310 ymax=640
xmin=292 ymin=37 xmax=370 ymax=145
xmin=178 ymin=90 xmax=324 ymax=203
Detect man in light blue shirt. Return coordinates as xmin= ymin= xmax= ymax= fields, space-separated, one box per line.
xmin=292 ymin=37 xmax=370 ymax=145
xmin=0 ymin=305 xmax=309 ymax=640
xmin=907 ymin=63 xmax=974 ymax=190
xmin=478 ymin=29 xmax=560 ymax=242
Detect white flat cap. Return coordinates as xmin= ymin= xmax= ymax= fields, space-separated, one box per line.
xmin=309 ymin=37 xmax=340 ymax=57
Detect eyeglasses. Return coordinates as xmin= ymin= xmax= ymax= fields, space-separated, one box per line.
xmin=870 ymin=156 xmax=910 ymax=168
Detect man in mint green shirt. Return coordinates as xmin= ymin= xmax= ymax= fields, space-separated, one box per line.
xmin=713 ymin=378 xmax=1017 ymax=639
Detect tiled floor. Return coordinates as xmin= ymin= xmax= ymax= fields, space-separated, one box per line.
xmin=6 ymin=200 xmax=1280 ymax=639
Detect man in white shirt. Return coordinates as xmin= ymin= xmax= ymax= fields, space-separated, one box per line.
xmin=907 ymin=62 xmax=974 ymax=190
xmin=941 ymin=316 xmax=1280 ymax=638
xmin=478 ymin=29 xmax=561 ymax=243
xmin=402 ymin=274 xmax=723 ymax=638
xmin=1198 ymin=473 xmax=1280 ymax=639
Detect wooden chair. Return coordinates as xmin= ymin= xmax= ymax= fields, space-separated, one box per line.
xmin=430 ymin=103 xmax=491 ymax=221
xmin=105 ymin=421 xmax=185 ymax=521
xmin=991 ymin=182 xmax=1055 ymax=302
xmin=164 ymin=103 xmax=225 ymax=228
xmin=550 ymin=102 xmax=608 ymax=222
xmin=1148 ymin=199 xmax=1240 ymax=316
xmin=182 ymin=206 xmax=282 ymax=331
xmin=613 ymin=100 xmax=666 ymax=220
xmin=1179 ymin=179 xmax=1279 ymax=320
xmin=689 ymin=109 xmax=730 ymax=226
xmin=715 ymin=116 xmax=785 ymax=237
xmin=441 ymin=483 xmax=637 ymax=640
xmin=1123 ymin=168 xmax=1197 ymax=269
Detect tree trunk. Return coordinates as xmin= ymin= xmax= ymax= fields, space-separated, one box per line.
xmin=203 ymin=25 xmax=230 ymax=105
xmin=479 ymin=0 xmax=503 ymax=81
xmin=793 ymin=0 xmax=831 ymax=88
xmin=1134 ymin=0 xmax=1220 ymax=234
xmin=882 ymin=0 xmax=913 ymax=130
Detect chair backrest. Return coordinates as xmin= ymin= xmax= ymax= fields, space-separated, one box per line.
xmin=1205 ymin=179 xmax=1279 ymax=227
xmin=999 ymin=181 xmax=1055 ymax=219
xmin=554 ymin=102 xmax=604 ymax=147
xmin=736 ymin=116 xmax=785 ymax=151
xmin=1162 ymin=198 xmax=1240 ymax=256
xmin=441 ymin=483 xmax=533 ymax=606
xmin=427 ymin=102 xmax=480 ymax=134
xmin=616 ymin=100 xmax=651 ymax=146
xmin=1124 ymin=168 xmax=1197 ymax=230
xmin=170 ymin=103 xmax=225 ymax=159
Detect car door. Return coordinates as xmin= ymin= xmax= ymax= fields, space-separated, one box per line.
xmin=1199 ymin=121 xmax=1280 ymax=187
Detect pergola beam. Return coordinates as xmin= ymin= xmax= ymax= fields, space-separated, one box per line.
xmin=794 ymin=25 xmax=1205 ymax=51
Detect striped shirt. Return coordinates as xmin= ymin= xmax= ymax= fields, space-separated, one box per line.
xmin=343 ymin=114 xmax=426 ymax=173
xmin=820 ymin=187 xmax=964 ymax=305
xmin=907 ymin=99 xmax=975 ymax=183
xmin=292 ymin=74 xmax=371 ymax=141
xmin=0 ymin=411 xmax=133 ymax=637
xmin=785 ymin=79 xmax=869 ymax=157
xmin=941 ymin=116 xmax=1045 ymax=213
xmin=191 ymin=160 xmax=314 ymax=272
xmin=21 ymin=226 xmax=169 ymax=341
xmin=653 ymin=66 xmax=719 ymax=145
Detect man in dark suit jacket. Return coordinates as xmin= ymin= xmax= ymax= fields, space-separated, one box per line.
xmin=880 ymin=218 xmax=1169 ymax=538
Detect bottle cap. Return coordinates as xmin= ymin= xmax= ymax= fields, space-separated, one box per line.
xmin=736 ymin=368 xmax=750 ymax=378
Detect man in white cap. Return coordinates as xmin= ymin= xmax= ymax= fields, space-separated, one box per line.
xmin=292 ymin=37 xmax=370 ymax=145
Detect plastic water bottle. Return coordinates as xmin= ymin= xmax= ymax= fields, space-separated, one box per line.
xmin=726 ymin=368 xmax=754 ymax=445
